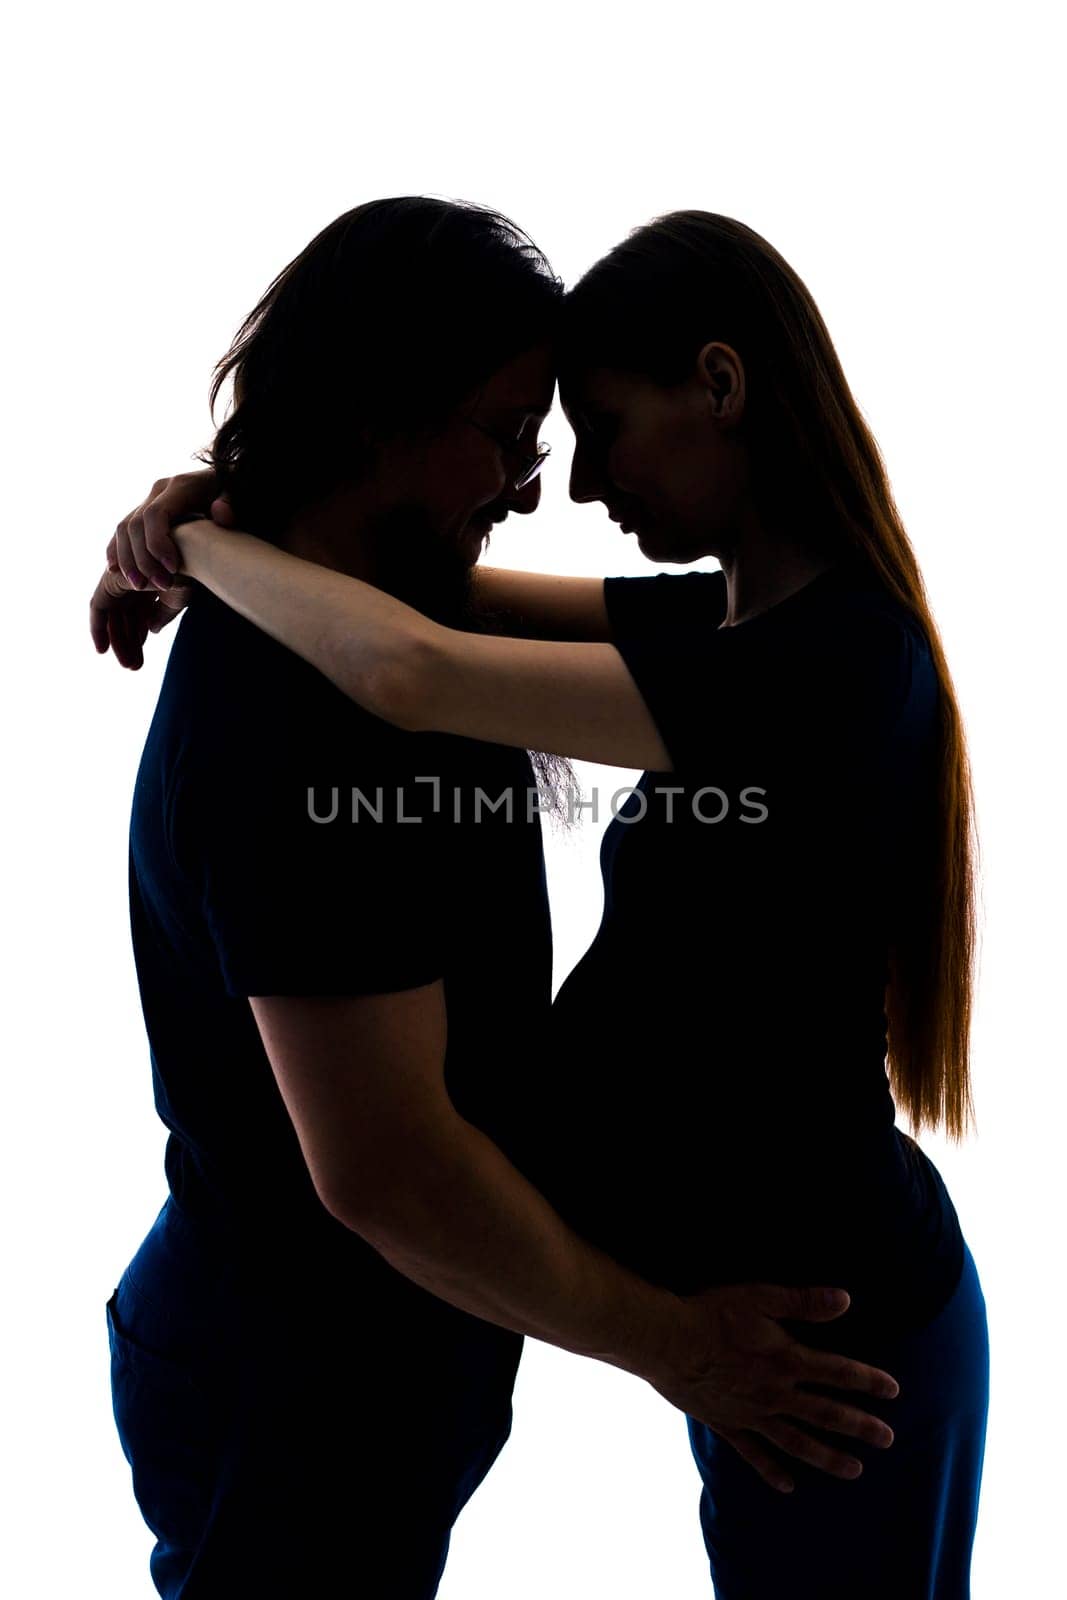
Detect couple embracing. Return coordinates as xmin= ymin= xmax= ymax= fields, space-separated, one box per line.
xmin=93 ymin=197 xmax=988 ymax=1598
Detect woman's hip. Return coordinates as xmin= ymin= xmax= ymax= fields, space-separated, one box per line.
xmin=685 ymin=1240 xmax=989 ymax=1596
xmin=689 ymin=1236 xmax=989 ymax=1496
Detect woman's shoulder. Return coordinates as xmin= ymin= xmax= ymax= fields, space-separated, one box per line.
xmin=601 ymin=557 xmax=934 ymax=670
xmin=834 ymin=566 xmax=935 ymax=670
xmin=602 ymin=568 xmax=726 ymax=639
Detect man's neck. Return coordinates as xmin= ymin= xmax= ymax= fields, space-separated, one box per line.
xmin=278 ymin=497 xmax=479 ymax=633
xmin=278 ymin=523 xmax=380 ymax=586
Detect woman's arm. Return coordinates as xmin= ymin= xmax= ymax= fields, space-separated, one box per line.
xmin=469 ymin=566 xmax=613 ymax=641
xmin=170 ymin=519 xmax=672 ymax=771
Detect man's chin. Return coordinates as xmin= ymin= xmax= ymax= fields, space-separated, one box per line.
xmin=369 ymin=505 xmax=480 ymax=631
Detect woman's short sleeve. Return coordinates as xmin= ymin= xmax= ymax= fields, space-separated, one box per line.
xmin=601 ymin=570 xmax=922 ymax=785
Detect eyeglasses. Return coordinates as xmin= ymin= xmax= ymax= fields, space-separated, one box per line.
xmin=460 ymin=416 xmax=551 ymax=491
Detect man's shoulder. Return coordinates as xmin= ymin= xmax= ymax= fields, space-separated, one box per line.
xmin=163 ymin=593 xmax=538 ymax=797
xmin=163 ymin=595 xmax=410 ymax=760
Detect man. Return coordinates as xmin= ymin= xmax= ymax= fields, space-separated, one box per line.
xmin=93 ymin=342 xmax=898 ymax=1597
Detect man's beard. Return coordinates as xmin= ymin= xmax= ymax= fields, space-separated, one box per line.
xmin=363 ymin=502 xmax=482 ymax=632
xmin=360 ymin=502 xmax=580 ymax=828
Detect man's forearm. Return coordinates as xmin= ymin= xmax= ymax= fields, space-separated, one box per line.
xmin=332 ymin=1111 xmax=688 ymax=1385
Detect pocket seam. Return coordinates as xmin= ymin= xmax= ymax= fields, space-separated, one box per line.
xmin=106 ymin=1284 xmax=214 ymax=1395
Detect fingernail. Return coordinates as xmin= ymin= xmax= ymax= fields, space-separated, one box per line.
xmin=151 ymin=574 xmax=170 ymax=590
xmin=126 ymin=570 xmax=143 ymax=588
xmin=162 ymin=555 xmax=178 ymax=573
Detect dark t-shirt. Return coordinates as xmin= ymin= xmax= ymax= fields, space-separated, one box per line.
xmin=127 ymin=587 xmax=553 ymax=1287
xmin=513 ymin=560 xmax=964 ymax=1343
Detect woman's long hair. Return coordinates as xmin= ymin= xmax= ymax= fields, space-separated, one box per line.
xmin=192 ymin=195 xmax=577 ymax=822
xmin=559 ymin=212 xmax=980 ymax=1145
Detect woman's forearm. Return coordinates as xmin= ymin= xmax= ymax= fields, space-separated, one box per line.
xmin=171 ymin=519 xmax=434 ymax=721
xmin=471 ymin=565 xmax=613 ymax=641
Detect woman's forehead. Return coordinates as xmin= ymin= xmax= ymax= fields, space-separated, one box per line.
xmin=558 ymin=365 xmax=632 ymax=409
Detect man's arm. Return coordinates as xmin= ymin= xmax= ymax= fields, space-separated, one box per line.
xmin=248 ymin=981 xmax=670 ymax=1378
xmin=248 ymin=981 xmax=901 ymax=1494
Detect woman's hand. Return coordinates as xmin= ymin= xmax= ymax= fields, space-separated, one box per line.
xmin=90 ymin=468 xmax=232 ymax=668
xmin=647 ymin=1282 xmax=899 ymax=1494
xmin=89 ymin=561 xmax=198 ymax=669
xmin=109 ymin=468 xmax=235 ymax=591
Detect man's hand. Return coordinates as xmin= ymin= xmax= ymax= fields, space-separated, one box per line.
xmin=90 ymin=468 xmax=232 ymax=667
xmin=647 ymin=1282 xmax=900 ymax=1495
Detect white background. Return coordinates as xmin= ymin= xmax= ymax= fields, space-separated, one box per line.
xmin=3 ymin=2 xmax=1064 ymax=1594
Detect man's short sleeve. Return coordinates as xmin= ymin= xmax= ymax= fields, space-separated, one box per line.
xmin=183 ymin=708 xmax=448 ymax=1000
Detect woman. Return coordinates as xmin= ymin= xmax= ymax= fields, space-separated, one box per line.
xmin=94 ymin=203 xmax=988 ymax=1598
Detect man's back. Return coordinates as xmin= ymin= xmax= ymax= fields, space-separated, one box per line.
xmin=127 ymin=587 xmax=553 ymax=1277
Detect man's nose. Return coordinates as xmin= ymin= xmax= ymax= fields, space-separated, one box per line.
xmin=505 ymin=477 xmax=543 ymax=516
